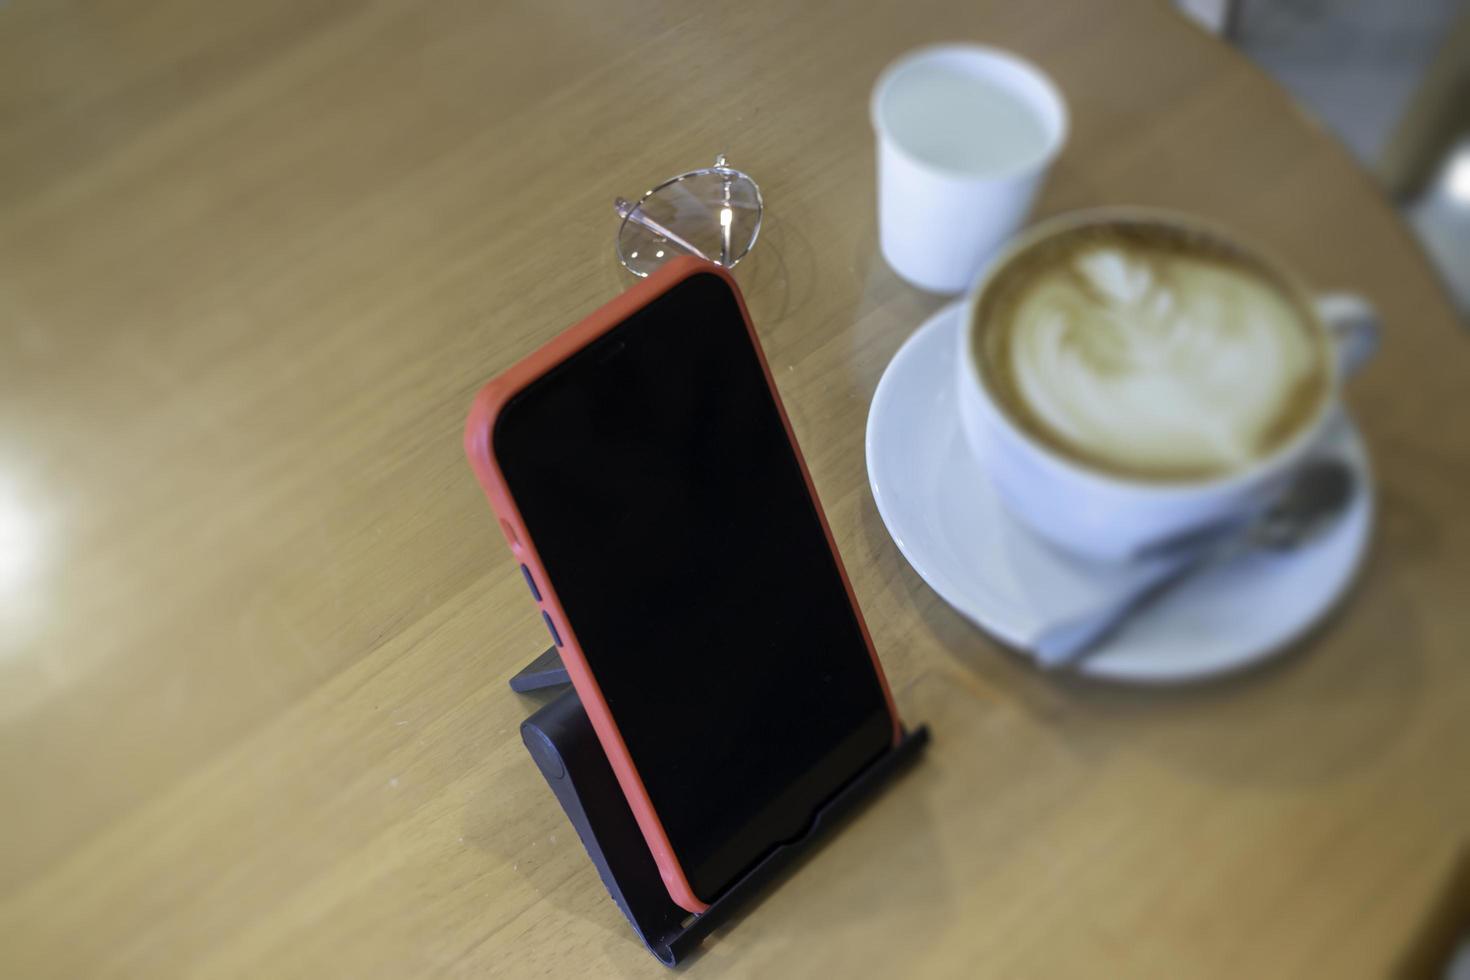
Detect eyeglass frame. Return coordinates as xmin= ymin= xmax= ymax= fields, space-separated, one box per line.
xmin=614 ymin=155 xmax=764 ymax=276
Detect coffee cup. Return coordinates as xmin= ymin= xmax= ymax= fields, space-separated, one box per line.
xmin=956 ymin=208 xmax=1379 ymax=563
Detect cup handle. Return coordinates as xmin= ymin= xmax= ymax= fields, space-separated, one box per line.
xmin=1315 ymin=292 xmax=1380 ymax=379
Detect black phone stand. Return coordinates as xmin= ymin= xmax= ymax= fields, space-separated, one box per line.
xmin=510 ymin=647 xmax=929 ymax=967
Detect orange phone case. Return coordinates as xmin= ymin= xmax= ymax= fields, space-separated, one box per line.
xmin=463 ymin=257 xmax=902 ymax=914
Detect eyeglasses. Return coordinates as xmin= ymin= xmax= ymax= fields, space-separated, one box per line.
xmin=615 ymin=155 xmax=763 ymax=277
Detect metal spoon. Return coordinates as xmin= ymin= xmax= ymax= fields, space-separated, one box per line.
xmin=1032 ymin=459 xmax=1358 ymax=670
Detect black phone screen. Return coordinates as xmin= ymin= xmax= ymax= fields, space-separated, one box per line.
xmin=494 ymin=272 xmax=894 ymax=903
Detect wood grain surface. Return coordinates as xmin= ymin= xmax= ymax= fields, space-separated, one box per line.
xmin=2 ymin=1 xmax=1468 ymax=976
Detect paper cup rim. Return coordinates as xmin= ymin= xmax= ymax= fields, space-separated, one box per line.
xmin=870 ymin=43 xmax=1070 ymax=183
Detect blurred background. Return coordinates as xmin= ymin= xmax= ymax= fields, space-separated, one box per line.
xmin=1180 ymin=0 xmax=1470 ymax=316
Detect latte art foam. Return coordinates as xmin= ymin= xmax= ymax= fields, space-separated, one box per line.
xmin=978 ymin=223 xmax=1328 ymax=480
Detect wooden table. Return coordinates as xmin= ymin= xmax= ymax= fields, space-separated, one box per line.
xmin=3 ymin=1 xmax=1468 ymax=976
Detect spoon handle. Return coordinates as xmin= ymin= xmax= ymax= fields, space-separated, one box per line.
xmin=1032 ymin=540 xmax=1243 ymax=669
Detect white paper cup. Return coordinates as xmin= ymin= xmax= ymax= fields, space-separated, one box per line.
xmin=871 ymin=44 xmax=1068 ymax=294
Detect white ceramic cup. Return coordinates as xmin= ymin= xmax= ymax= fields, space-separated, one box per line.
xmin=956 ymin=208 xmax=1380 ymax=563
xmin=871 ymin=44 xmax=1068 ymax=294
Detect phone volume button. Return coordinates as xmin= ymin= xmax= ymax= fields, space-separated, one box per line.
xmin=542 ymin=611 xmax=563 ymax=647
xmin=520 ymin=564 xmax=542 ymax=601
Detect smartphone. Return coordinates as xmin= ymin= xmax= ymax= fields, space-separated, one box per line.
xmin=464 ymin=258 xmax=901 ymax=914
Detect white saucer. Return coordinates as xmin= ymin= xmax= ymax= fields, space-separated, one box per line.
xmin=865 ymin=302 xmax=1374 ymax=683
